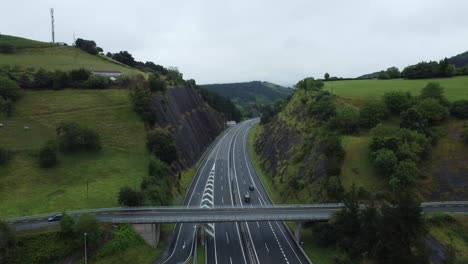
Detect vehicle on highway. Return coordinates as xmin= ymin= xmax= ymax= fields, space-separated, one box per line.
xmin=244 ymin=194 xmax=250 ymax=202
xmin=249 ymin=184 xmax=255 ymax=191
xmin=48 ymin=213 xmax=62 ymax=222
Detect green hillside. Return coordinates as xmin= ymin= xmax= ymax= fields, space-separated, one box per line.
xmin=200 ymin=81 xmax=293 ymax=107
xmin=0 ymin=90 xmax=149 ymax=218
xmin=0 ymin=34 xmax=143 ymax=76
xmin=324 ymin=76 xmax=468 ymax=101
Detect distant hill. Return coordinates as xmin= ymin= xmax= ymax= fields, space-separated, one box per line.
xmin=200 ymin=81 xmax=293 ymax=107
xmin=357 ymin=71 xmax=379 ymax=79
xmin=0 ymin=34 xmax=143 ymax=76
xmin=448 ymin=50 xmax=468 ymax=68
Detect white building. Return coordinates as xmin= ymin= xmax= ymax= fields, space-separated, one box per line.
xmin=90 ymin=70 xmax=123 ymax=77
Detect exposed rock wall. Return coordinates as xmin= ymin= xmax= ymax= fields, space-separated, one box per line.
xmin=254 ymin=90 xmax=328 ymax=203
xmin=151 ymin=86 xmax=224 ymax=170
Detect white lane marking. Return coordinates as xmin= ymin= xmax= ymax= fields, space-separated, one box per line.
xmin=265 ymin=243 xmax=270 ymax=252
xmin=182 ymin=241 xmax=186 ymax=249
xmin=240 ymin=126 xmax=303 ymax=264
xmin=226 ymin=231 xmax=229 ymax=244
xmin=230 ymin=257 xmax=233 ymax=264
xmin=232 ymin=122 xmax=261 ymax=264
xmin=222 ymin=196 xmax=224 ymax=204
xmin=257 ymin=222 xmax=260 ymax=228
xmin=221 ymin=185 xmax=223 ymax=191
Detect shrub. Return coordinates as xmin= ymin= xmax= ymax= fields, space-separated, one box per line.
xmin=323 ymin=134 xmax=345 ymax=159
xmin=148 ymin=156 xmax=169 ymax=178
xmin=73 ymin=214 xmax=103 ymax=246
xmin=420 ymin=82 xmax=448 ymax=106
xmin=129 ymin=84 xmax=155 ymax=124
xmin=32 ymin=69 xmax=52 ymax=89
xmin=372 ymin=149 xmax=397 ymax=176
xmin=148 ymin=73 xmax=166 ymax=92
xmin=383 ymin=91 xmax=412 ymax=114
xmin=450 ymin=100 xmax=468 ymax=119
xmin=0 ymin=97 xmax=14 ymax=117
xmin=295 ymin=77 xmax=324 ymax=91
xmin=359 ymin=100 xmax=389 ymax=128
xmin=118 ymin=186 xmax=143 ymax=206
xmin=52 ymin=70 xmax=69 ymax=90
xmin=146 ymin=128 xmax=177 ymax=164
xmin=96 ymin=223 xmax=144 ymax=257
xmin=0 ymin=76 xmax=21 ymax=102
xmin=38 ymin=140 xmax=59 ymax=168
xmin=400 ymin=107 xmax=428 ymax=134
xmin=84 ymin=76 xmax=108 ymax=89
xmin=0 ymin=220 xmax=18 ymax=263
xmin=0 ymin=146 xmax=10 ymax=165
xmin=327 ymin=105 xmax=360 ymax=134
xmin=56 ymin=122 xmax=101 ymax=152
xmin=391 ymin=160 xmax=419 ymax=187
xmin=69 ymin=68 xmax=90 ymax=83
xmin=60 ymin=212 xmax=75 ymax=237
xmin=312 ymin=222 xmax=337 ymax=246
xmin=309 ymin=93 xmax=336 ymax=121
xmin=75 ymin=38 xmax=99 ymax=55
xmin=325 ymin=176 xmax=344 ymax=200
xmin=0 ymin=43 xmax=15 ymax=53
xmin=17 ymin=73 xmax=32 ymax=89
xmin=414 ymin=98 xmax=449 ymax=125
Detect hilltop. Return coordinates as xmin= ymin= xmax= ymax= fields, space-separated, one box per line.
xmin=448 ymin=50 xmax=468 ymax=68
xmin=0 ymin=34 xmax=143 ymax=76
xmin=200 ymin=81 xmax=293 ymax=107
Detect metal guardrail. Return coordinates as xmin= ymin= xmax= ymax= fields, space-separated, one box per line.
xmin=5 ymin=201 xmax=467 ymax=223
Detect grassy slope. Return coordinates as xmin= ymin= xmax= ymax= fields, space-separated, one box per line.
xmin=0 ymin=89 xmax=149 ymax=218
xmin=0 ymin=34 xmax=143 ymax=76
xmin=427 ymin=215 xmax=468 ymax=260
xmin=324 ymin=76 xmax=468 ymax=101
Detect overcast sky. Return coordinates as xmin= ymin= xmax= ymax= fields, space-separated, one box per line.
xmin=2 ymin=0 xmax=468 ymax=86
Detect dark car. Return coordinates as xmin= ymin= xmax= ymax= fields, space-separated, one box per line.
xmin=244 ymin=194 xmax=250 ymax=203
xmin=48 ymin=213 xmax=62 ymax=222
xmin=249 ymin=185 xmax=255 ymax=191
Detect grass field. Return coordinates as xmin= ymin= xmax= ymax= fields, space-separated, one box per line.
xmin=324 ymin=76 xmax=468 ymax=101
xmin=0 ymin=89 xmax=149 ymax=218
xmin=339 ymin=136 xmax=385 ymax=193
xmin=0 ymin=46 xmax=142 ymax=76
xmin=0 ymin=34 xmax=55 ymax=49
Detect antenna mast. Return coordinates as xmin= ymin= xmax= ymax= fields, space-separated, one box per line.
xmin=50 ymin=8 xmax=55 ymax=43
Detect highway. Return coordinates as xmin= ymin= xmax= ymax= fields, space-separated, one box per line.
xmin=6 ymin=119 xmax=468 ymax=264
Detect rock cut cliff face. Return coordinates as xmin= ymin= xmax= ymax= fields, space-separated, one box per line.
xmin=254 ymin=89 xmax=329 ymax=203
xmin=151 ymin=86 xmax=224 ymax=170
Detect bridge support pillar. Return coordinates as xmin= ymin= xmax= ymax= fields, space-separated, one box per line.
xmin=294 ymin=222 xmax=303 ymax=242
xmin=132 ymin=223 xmax=160 ymax=248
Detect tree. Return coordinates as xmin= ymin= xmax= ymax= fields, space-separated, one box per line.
xmin=386 ymin=67 xmax=401 ymax=79
xmin=420 ymin=82 xmax=448 ymax=106
xmin=0 ymin=220 xmax=18 ymax=263
xmin=378 ymin=70 xmax=390 ymax=80
xmin=400 ymin=107 xmax=428 ymax=134
xmin=75 ymin=38 xmax=99 ymax=55
xmin=60 ymin=212 xmax=75 ymax=237
xmin=38 ymin=140 xmax=58 ymax=168
xmin=391 ymin=160 xmax=419 ymax=187
xmin=324 ymin=73 xmax=330 ymax=80
xmin=112 ymin=51 xmax=136 ymax=67
xmin=295 ymin=77 xmax=324 ymax=91
xmin=106 ymin=52 xmax=112 ymax=57
xmin=74 ymin=214 xmax=103 ymax=245
xmin=359 ymin=100 xmax=390 ymax=128
xmin=309 ymin=92 xmax=336 ymax=121
xmin=0 ymin=76 xmax=21 ymax=102
xmin=146 ymin=128 xmax=177 ymax=164
xmin=118 ymin=186 xmax=142 ymax=206
xmin=69 ymin=68 xmax=90 ymax=83
xmin=450 ymin=100 xmax=468 ymax=118
xmin=56 ymin=122 xmax=101 ymax=152
xmin=372 ymin=149 xmax=397 ymax=176
xmin=327 ymin=105 xmax=360 ymax=134
xmin=414 ymin=98 xmax=449 ymax=125
xmin=383 ymin=91 xmax=412 ymax=114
